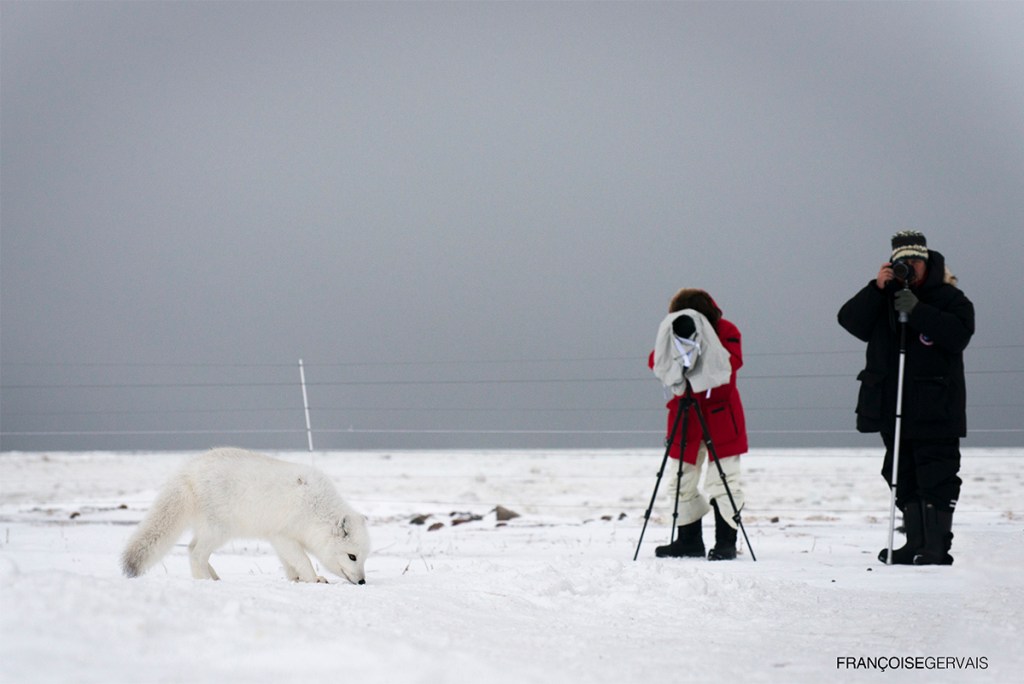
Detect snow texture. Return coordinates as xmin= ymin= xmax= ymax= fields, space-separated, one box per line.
xmin=1 ymin=448 xmax=1020 ymax=683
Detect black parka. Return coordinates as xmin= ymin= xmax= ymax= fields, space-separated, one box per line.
xmin=837 ymin=250 xmax=974 ymax=439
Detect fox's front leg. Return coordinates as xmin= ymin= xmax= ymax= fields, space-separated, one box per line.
xmin=270 ymin=538 xmax=326 ymax=583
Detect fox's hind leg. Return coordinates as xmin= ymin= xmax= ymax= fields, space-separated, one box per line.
xmin=188 ymin=535 xmax=221 ymax=580
xmin=270 ymin=537 xmax=326 ymax=583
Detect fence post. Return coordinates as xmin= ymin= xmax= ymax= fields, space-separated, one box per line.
xmin=298 ymin=359 xmax=314 ymax=452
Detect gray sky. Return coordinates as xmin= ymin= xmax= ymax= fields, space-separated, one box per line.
xmin=2 ymin=1 xmax=1022 ymax=451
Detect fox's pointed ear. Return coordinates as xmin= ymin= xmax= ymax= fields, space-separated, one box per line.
xmin=333 ymin=517 xmax=350 ymax=538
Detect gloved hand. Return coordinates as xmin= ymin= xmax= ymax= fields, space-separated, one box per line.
xmin=894 ymin=289 xmax=919 ymax=315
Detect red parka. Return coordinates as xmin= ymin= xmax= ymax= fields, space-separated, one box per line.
xmin=648 ymin=317 xmax=748 ymax=464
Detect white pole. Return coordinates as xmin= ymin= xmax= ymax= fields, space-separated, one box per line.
xmin=299 ymin=359 xmax=314 ymax=453
xmin=886 ymin=310 xmax=910 ymax=565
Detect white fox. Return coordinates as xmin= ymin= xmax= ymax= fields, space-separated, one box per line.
xmin=121 ymin=447 xmax=369 ymax=584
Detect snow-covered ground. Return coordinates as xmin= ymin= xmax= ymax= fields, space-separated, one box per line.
xmin=1 ymin=448 xmax=1020 ymax=683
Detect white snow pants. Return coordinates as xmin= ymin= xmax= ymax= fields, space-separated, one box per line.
xmin=665 ymin=445 xmax=744 ymax=529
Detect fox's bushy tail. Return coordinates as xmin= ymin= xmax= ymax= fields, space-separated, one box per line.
xmin=121 ymin=475 xmax=194 ymax=578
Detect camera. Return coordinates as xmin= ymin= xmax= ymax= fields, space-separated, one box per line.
xmin=892 ymin=259 xmax=915 ymax=283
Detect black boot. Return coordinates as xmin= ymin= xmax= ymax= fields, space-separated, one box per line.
xmin=878 ymin=500 xmax=924 ymax=565
xmin=707 ymin=500 xmax=737 ymax=561
xmin=655 ymin=518 xmax=705 ymax=558
xmin=913 ymin=503 xmax=954 ymax=566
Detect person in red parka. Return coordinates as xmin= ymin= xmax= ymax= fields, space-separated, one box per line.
xmin=647 ymin=288 xmax=748 ymax=560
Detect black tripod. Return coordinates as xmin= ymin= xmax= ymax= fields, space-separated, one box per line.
xmin=633 ymin=379 xmax=756 ymax=561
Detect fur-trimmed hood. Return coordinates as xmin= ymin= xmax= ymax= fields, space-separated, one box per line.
xmin=919 ymin=250 xmax=958 ymax=291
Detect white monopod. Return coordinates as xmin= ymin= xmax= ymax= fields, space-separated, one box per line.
xmin=885 ymin=285 xmax=911 ymax=565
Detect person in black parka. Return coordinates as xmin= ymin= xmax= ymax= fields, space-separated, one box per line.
xmin=838 ymin=231 xmax=974 ymax=565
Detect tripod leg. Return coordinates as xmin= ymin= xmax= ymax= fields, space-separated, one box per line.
xmin=633 ymin=399 xmax=687 ymax=561
xmin=693 ymin=403 xmax=757 ymax=562
xmin=667 ymin=402 xmax=691 ymax=544
xmin=633 ymin=446 xmax=671 ymax=561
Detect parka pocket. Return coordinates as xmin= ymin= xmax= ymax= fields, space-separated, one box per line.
xmin=855 ymin=370 xmax=885 ymax=420
xmin=908 ymin=376 xmax=953 ymax=422
xmin=706 ymin=404 xmax=739 ymax=443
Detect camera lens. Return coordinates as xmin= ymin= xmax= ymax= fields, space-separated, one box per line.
xmin=892 ymin=260 xmax=913 ymax=282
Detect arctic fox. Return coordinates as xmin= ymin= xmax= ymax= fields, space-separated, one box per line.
xmin=121 ymin=447 xmax=369 ymax=584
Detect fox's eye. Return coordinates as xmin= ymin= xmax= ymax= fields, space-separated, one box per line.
xmin=348 ymin=554 xmax=357 ymax=562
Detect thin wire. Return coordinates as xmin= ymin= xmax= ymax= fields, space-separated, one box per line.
xmin=4 ymin=367 xmax=1021 ymax=390
xmin=1 ymin=343 xmax=1017 ymax=368
xmin=4 ymin=427 xmax=1021 ymax=438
